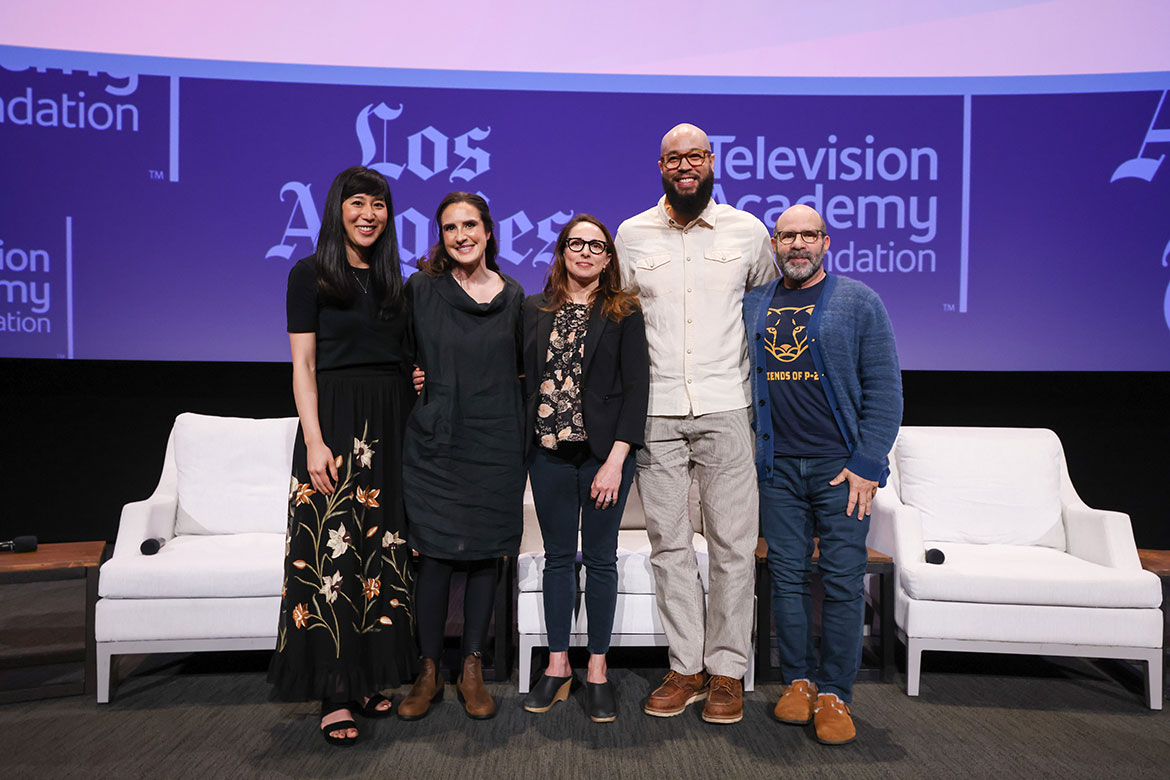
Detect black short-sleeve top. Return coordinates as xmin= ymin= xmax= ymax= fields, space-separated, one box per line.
xmin=286 ymin=256 xmax=412 ymax=370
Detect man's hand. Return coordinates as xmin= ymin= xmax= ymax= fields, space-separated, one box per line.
xmin=829 ymin=467 xmax=878 ymax=521
xmin=412 ymin=365 xmax=425 ymax=395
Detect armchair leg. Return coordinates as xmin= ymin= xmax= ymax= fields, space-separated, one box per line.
xmin=97 ymin=645 xmax=112 ymax=704
xmin=518 ymin=635 xmax=538 ymax=694
xmin=906 ymin=638 xmax=922 ymax=697
xmin=1145 ymin=648 xmax=1164 ymax=711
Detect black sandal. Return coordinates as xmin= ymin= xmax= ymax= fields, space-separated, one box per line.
xmin=358 ymin=693 xmax=394 ymax=719
xmin=320 ymin=702 xmax=359 ymax=747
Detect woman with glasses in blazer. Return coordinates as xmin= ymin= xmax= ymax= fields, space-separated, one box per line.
xmin=520 ymin=214 xmax=649 ymax=723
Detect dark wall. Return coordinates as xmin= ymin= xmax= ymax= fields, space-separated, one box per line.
xmin=2 ymin=359 xmax=1168 ymax=549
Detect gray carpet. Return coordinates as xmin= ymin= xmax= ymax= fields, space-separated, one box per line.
xmin=2 ymin=584 xmax=1169 ymax=779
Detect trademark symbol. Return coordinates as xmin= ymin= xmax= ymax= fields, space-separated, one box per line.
xmin=148 ymin=169 xmax=165 ymax=180
xmin=943 ymin=303 xmax=956 ymax=312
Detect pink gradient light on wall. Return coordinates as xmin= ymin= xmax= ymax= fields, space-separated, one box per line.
xmin=2 ymin=0 xmax=1168 ymax=78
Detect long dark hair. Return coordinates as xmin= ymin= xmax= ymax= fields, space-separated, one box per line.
xmin=418 ymin=192 xmax=500 ymax=277
xmin=542 ymin=214 xmax=639 ymax=322
xmin=315 ymin=166 xmax=404 ymax=316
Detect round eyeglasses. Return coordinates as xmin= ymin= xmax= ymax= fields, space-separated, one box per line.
xmin=774 ymin=230 xmax=824 ymax=245
xmin=565 ymin=237 xmax=608 ymax=255
xmin=659 ymin=149 xmax=711 ymax=169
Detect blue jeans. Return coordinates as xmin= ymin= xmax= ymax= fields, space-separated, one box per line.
xmin=760 ymin=456 xmax=869 ymax=702
xmin=528 ymin=443 xmax=635 ymax=654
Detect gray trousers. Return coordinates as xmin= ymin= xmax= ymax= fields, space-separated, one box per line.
xmin=636 ymin=408 xmax=758 ymax=678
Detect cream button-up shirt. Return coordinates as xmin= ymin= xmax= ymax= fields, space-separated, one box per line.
xmin=615 ymin=197 xmax=778 ymax=417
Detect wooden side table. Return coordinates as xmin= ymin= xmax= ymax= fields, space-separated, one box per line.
xmin=755 ymin=538 xmax=895 ymax=683
xmin=0 ymin=541 xmax=107 ymax=703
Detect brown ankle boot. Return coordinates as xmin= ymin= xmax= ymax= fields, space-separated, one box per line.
xmin=456 ymin=653 xmax=496 ymax=719
xmin=397 ymin=658 xmax=442 ymax=721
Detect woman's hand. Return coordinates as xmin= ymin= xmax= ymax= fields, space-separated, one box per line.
xmin=590 ymin=459 xmax=624 ymax=510
xmin=412 ymin=365 xmax=425 ymax=395
xmin=306 ymin=440 xmax=338 ymax=495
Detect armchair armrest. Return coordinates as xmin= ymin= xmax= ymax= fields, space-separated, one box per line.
xmin=1064 ymin=502 xmax=1142 ymax=570
xmin=111 ymin=492 xmax=178 ymax=558
xmin=871 ymin=490 xmax=929 ymax=595
xmin=869 ymin=488 xmax=923 ymax=561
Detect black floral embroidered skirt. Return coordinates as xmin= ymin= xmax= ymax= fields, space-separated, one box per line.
xmin=268 ymin=364 xmax=418 ymax=701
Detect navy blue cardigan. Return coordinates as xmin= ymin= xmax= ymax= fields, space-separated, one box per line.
xmin=743 ymin=274 xmax=903 ymax=485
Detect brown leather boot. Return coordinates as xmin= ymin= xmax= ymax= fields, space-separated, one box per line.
xmin=701 ymin=675 xmax=743 ymax=724
xmin=457 ymin=653 xmax=496 ymax=719
xmin=397 ymin=658 xmax=442 ymax=721
xmin=643 ymin=670 xmax=709 ymax=717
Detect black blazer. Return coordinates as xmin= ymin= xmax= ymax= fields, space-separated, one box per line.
xmin=522 ymin=294 xmax=649 ymax=461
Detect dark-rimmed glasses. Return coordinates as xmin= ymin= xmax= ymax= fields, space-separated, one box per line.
xmin=774 ymin=230 xmax=824 ymax=244
xmin=660 ymin=149 xmax=711 ymax=169
xmin=566 ymin=237 xmax=608 ymax=255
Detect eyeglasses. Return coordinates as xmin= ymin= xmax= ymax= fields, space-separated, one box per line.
xmin=774 ymin=230 xmax=824 ymax=244
xmin=659 ymin=149 xmax=711 ymax=169
xmin=566 ymin=237 xmax=609 ymax=255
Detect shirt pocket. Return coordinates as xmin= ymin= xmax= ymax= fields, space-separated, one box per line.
xmin=701 ymin=248 xmax=743 ymax=291
xmin=633 ymin=254 xmax=672 ymax=298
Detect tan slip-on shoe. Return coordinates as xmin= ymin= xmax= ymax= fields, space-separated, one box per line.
xmin=773 ymin=680 xmax=818 ymax=725
xmin=813 ymin=693 xmax=856 ymax=745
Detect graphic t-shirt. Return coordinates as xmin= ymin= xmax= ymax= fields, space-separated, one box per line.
xmin=766 ymin=278 xmax=849 ymax=458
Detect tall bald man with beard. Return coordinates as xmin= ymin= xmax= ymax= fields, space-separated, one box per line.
xmin=744 ymin=204 xmax=901 ymax=745
xmin=614 ymin=123 xmax=777 ymax=724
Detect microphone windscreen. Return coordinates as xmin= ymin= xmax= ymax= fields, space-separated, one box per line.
xmin=925 ymin=548 xmax=945 ymax=565
xmin=14 ymin=535 xmax=37 ymax=553
xmin=140 ymin=538 xmax=165 ymax=555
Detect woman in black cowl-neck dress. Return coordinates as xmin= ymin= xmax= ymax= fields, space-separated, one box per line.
xmin=396 ymin=192 xmax=525 ymax=722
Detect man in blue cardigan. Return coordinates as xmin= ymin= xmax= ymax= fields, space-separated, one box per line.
xmin=743 ymin=204 xmax=902 ymax=745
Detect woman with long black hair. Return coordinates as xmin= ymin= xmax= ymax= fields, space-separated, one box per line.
xmin=269 ymin=166 xmax=417 ymax=746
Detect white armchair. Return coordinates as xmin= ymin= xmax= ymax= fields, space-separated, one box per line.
xmin=96 ymin=413 xmax=296 ymax=702
xmin=516 ymin=479 xmax=755 ymax=693
xmin=869 ymin=426 xmax=1163 ymax=709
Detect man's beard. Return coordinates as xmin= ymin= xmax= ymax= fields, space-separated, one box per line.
xmin=662 ymin=171 xmax=714 ymax=216
xmin=778 ymin=248 xmax=824 ymax=285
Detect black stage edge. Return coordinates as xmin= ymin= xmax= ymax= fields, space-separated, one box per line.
xmin=2 ymin=358 xmax=1169 ymax=548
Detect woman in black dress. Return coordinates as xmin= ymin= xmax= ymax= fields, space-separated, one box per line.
xmin=520 ymin=215 xmax=648 ymax=722
xmin=269 ymin=166 xmax=417 ymax=746
xmin=397 ymin=192 xmax=525 ymax=721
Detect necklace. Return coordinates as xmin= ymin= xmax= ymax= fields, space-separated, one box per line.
xmin=351 ymin=269 xmax=369 ymax=294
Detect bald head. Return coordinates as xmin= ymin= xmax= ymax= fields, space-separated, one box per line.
xmin=774 ymin=204 xmax=826 ymax=234
xmin=660 ymin=123 xmax=710 ymax=155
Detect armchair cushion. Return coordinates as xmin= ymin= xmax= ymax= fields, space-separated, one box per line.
xmin=99 ymin=533 xmax=285 ymax=599
xmin=900 ymin=542 xmax=1162 ymax=609
xmin=173 ymin=413 xmax=296 ymax=535
xmin=894 ymin=427 xmax=1065 ymax=549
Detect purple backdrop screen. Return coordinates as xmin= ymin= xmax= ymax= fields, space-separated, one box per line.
xmin=2 ymin=52 xmax=1169 ymax=369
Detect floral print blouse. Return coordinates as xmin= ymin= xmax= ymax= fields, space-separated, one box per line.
xmin=536 ymin=302 xmax=590 ymax=450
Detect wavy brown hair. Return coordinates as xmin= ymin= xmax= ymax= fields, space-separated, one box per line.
xmin=417 ymin=191 xmax=500 ymax=277
xmin=541 ymin=214 xmax=639 ymax=322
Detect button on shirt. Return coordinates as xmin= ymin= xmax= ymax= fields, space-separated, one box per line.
xmin=615 ymin=196 xmax=777 ymax=416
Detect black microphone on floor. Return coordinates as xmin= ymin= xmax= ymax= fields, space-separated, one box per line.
xmin=140 ymin=538 xmax=167 ymax=555
xmin=925 ymin=548 xmax=945 ymax=565
xmin=0 ymin=535 xmax=38 ymax=553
